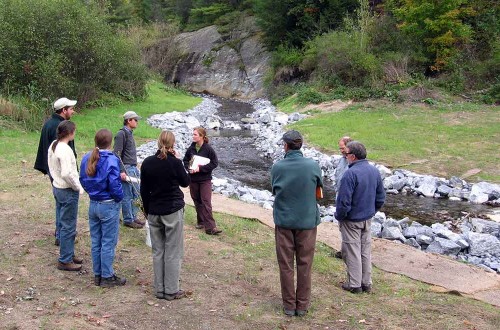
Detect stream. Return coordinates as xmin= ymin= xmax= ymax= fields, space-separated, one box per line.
xmin=206 ymin=97 xmax=493 ymax=225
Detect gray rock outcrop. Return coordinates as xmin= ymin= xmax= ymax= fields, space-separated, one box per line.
xmin=166 ymin=20 xmax=270 ymax=99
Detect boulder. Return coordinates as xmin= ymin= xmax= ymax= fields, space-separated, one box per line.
xmin=416 ymin=234 xmax=433 ymax=245
xmin=371 ymin=222 xmax=382 ymax=237
xmin=381 ymin=226 xmax=406 ymax=242
xmin=426 ymin=237 xmax=461 ymax=256
xmin=470 ymin=182 xmax=500 ymax=204
xmin=470 ymin=218 xmax=500 ymax=237
xmin=466 ymin=232 xmax=500 ymax=257
xmin=405 ymin=238 xmax=421 ymax=249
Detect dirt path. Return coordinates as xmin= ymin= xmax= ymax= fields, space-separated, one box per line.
xmin=188 ymin=189 xmax=500 ymax=307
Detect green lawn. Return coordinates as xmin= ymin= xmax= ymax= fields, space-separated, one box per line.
xmin=284 ymin=101 xmax=500 ymax=182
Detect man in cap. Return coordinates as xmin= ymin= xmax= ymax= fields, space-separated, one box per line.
xmin=271 ymin=130 xmax=323 ymax=317
xmin=34 ymin=97 xmax=77 ymax=246
xmin=113 ymin=111 xmax=144 ymax=229
xmin=335 ymin=141 xmax=385 ymax=294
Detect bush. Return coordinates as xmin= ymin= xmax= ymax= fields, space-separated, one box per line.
xmin=0 ymin=0 xmax=147 ymax=107
xmin=302 ymin=31 xmax=381 ymax=88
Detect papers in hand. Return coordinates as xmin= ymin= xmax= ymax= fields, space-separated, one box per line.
xmin=190 ymin=155 xmax=210 ymax=170
xmin=125 ymin=176 xmax=140 ymax=184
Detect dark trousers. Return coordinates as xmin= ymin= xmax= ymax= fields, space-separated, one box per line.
xmin=275 ymin=226 xmax=317 ymax=311
xmin=189 ymin=180 xmax=216 ymax=230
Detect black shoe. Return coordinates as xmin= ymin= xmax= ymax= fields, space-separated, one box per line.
xmin=284 ymin=309 xmax=295 ymax=317
xmin=362 ymin=284 xmax=372 ymax=293
xmin=163 ymin=290 xmax=186 ymax=301
xmin=55 ymin=238 xmax=60 ymax=246
xmin=195 ymin=225 xmax=204 ymax=229
xmin=342 ymin=283 xmax=362 ymax=294
xmin=124 ymin=221 xmax=143 ymax=229
xmin=205 ymin=228 xmax=222 ymax=235
xmin=94 ymin=276 xmax=101 ymax=286
xmin=100 ymin=275 xmax=126 ymax=288
xmin=296 ymin=310 xmax=308 ymax=317
xmin=334 ymin=251 xmax=342 ymax=259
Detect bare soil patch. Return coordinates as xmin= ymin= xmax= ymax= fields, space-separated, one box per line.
xmin=1 ymin=170 xmax=499 ymax=329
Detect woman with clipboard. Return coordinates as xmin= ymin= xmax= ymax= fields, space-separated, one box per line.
xmin=183 ymin=127 xmax=222 ymax=235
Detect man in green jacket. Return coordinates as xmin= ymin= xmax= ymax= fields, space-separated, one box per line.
xmin=271 ymin=130 xmax=323 ymax=317
xmin=34 ymin=97 xmax=77 ymax=246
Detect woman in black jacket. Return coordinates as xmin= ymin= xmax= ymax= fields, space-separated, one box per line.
xmin=140 ymin=130 xmax=190 ymax=300
xmin=182 ymin=127 xmax=222 ymax=235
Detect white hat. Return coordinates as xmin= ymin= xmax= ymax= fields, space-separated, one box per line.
xmin=123 ymin=111 xmax=141 ymax=120
xmin=53 ymin=97 xmax=77 ymax=111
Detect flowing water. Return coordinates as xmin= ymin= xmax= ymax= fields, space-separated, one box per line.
xmin=208 ymin=97 xmax=492 ymax=225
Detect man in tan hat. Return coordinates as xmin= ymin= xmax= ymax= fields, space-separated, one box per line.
xmin=34 ymin=97 xmax=77 ymax=246
xmin=113 ymin=111 xmax=144 ymax=229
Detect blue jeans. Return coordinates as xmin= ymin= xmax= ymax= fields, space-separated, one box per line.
xmin=53 ymin=187 xmax=79 ymax=263
xmin=89 ymin=200 xmax=120 ymax=278
xmin=121 ymin=165 xmax=140 ymax=224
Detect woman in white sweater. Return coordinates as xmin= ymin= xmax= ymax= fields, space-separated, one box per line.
xmin=48 ymin=121 xmax=84 ymax=271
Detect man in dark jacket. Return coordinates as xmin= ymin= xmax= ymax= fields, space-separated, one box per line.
xmin=271 ymin=130 xmax=323 ymax=317
xmin=34 ymin=97 xmax=77 ymax=245
xmin=335 ymin=141 xmax=385 ymax=294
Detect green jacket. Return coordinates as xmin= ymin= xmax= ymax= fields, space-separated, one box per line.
xmin=271 ymin=150 xmax=323 ymax=230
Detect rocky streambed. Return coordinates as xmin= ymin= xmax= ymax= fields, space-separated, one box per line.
xmin=137 ymin=95 xmax=500 ymax=273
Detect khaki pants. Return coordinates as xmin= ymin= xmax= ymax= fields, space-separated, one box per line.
xmin=275 ymin=226 xmax=317 ymax=311
xmin=339 ymin=220 xmax=372 ymax=288
xmin=148 ymin=209 xmax=184 ymax=295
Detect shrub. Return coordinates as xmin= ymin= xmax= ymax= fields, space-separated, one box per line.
xmin=0 ymin=0 xmax=147 ymax=106
xmin=302 ymin=31 xmax=381 ymax=88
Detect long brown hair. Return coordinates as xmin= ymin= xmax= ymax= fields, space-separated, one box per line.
xmin=51 ymin=121 xmax=76 ymax=152
xmin=86 ymin=129 xmax=113 ymax=177
xmin=157 ymin=130 xmax=176 ymax=160
xmin=194 ymin=126 xmax=209 ymax=143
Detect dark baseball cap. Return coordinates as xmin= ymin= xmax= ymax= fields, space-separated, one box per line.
xmin=282 ymin=130 xmax=303 ymax=143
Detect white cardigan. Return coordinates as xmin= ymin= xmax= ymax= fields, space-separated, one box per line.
xmin=48 ymin=141 xmax=83 ymax=192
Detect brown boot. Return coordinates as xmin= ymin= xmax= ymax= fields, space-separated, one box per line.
xmin=72 ymin=256 xmax=83 ymax=264
xmin=57 ymin=262 xmax=82 ymax=271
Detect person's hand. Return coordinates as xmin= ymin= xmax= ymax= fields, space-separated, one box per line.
xmin=79 ymin=187 xmax=85 ymax=195
xmin=120 ymin=172 xmax=127 ymax=181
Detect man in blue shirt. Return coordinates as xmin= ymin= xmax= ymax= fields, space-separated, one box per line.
xmin=271 ymin=130 xmax=323 ymax=317
xmin=335 ymin=141 xmax=385 ymax=294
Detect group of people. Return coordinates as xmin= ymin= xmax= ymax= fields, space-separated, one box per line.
xmin=35 ymin=97 xmax=386 ymax=313
xmin=34 ymin=98 xmax=221 ymax=296
xmin=271 ymin=131 xmax=385 ymax=317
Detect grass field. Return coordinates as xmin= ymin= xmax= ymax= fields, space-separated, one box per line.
xmin=279 ymin=98 xmax=500 ymax=182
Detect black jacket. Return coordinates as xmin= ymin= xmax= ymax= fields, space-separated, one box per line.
xmin=34 ymin=113 xmax=76 ymax=175
xmin=182 ymin=142 xmax=218 ymax=183
xmin=140 ymin=151 xmax=190 ymax=215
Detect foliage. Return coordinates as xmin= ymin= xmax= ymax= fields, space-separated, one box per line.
xmin=302 ymin=30 xmax=381 ymax=88
xmin=0 ymin=0 xmax=148 ymax=107
xmin=389 ymin=0 xmax=474 ymax=72
xmin=254 ymin=0 xmax=359 ymax=49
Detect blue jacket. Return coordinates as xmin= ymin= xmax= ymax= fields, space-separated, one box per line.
xmin=80 ymin=150 xmax=124 ymax=202
xmin=335 ymin=159 xmax=385 ymax=222
xmin=271 ymin=150 xmax=323 ymax=230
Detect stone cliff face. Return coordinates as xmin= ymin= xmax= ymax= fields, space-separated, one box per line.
xmin=166 ymin=20 xmax=270 ymax=100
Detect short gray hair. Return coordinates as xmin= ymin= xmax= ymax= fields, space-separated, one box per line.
xmin=346 ymin=141 xmax=367 ymax=159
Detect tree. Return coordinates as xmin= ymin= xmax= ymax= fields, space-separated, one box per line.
xmin=389 ymin=0 xmax=474 ymax=71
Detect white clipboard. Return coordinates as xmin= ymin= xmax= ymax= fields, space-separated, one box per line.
xmin=190 ymin=155 xmax=210 ymax=170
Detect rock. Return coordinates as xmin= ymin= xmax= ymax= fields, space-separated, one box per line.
xmin=381 ymin=226 xmax=406 ymax=242
xmin=416 ymin=176 xmax=438 ymax=197
xmin=383 ymin=175 xmax=407 ymax=191
xmin=449 ymin=176 xmax=465 ymax=188
xmin=274 ymin=113 xmax=289 ymax=125
xmin=376 ymin=165 xmax=392 ymax=179
xmin=405 ymin=237 xmax=421 ymax=249
xmin=426 ymin=237 xmax=461 ymax=256
xmin=241 ymin=117 xmax=256 ymax=124
xmin=372 ymin=212 xmax=386 ymax=224
xmin=416 ymin=234 xmax=433 ymax=245
xmin=470 ymin=182 xmax=500 ymax=204
xmin=466 ymin=232 xmax=500 ymax=257
xmin=436 ymin=184 xmax=452 ymax=196
xmin=371 ymin=222 xmax=382 ymax=237
xmin=402 ymin=226 xmax=420 ymax=238
xmin=470 ymin=218 xmax=500 ymax=237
